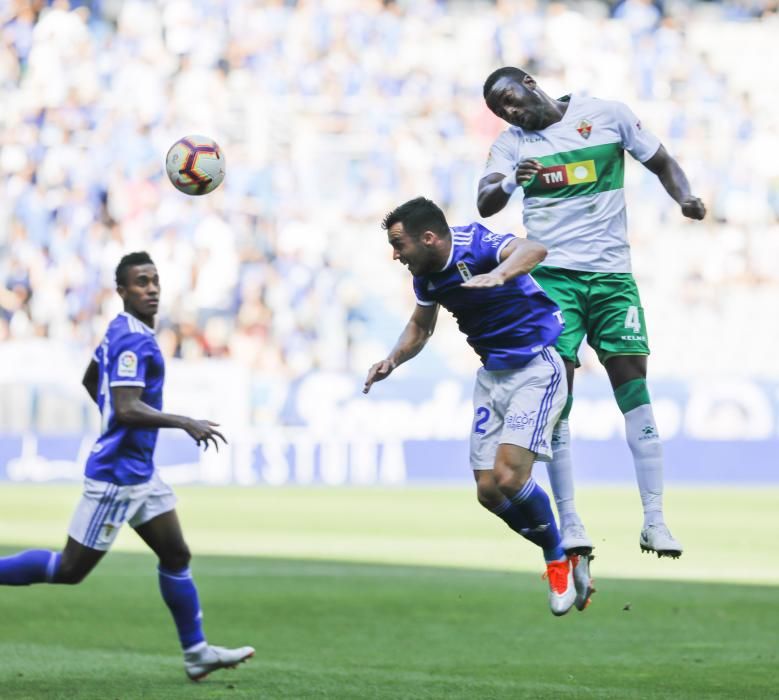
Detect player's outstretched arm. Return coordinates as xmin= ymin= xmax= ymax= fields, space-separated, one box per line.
xmin=82 ymin=360 xmax=99 ymax=404
xmin=477 ymin=160 xmax=543 ymax=218
xmin=642 ymin=145 xmax=706 ymax=220
xmin=363 ymin=303 xmax=439 ymax=394
xmin=462 ymin=238 xmax=547 ymax=289
xmin=112 ymin=386 xmax=227 ymax=451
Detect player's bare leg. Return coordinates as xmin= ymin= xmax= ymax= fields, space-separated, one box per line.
xmin=53 ymin=537 xmax=107 ymax=583
xmin=606 ymin=355 xmax=683 ymax=558
xmin=0 ymin=536 xmax=104 ymax=586
xmin=135 ymin=510 xmax=254 ymax=680
xmin=134 ymin=509 xmax=191 ymax=571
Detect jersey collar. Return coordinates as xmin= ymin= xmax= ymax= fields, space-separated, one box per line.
xmin=120 ymin=311 xmax=155 ymax=334
xmin=438 ymin=235 xmax=455 ymax=272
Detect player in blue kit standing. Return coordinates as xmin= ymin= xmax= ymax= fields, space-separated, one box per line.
xmin=364 ymin=197 xmax=593 ymax=616
xmin=0 ymin=252 xmax=254 ymax=681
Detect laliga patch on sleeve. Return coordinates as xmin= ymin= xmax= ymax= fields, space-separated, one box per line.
xmin=117 ymin=350 xmax=138 ymax=377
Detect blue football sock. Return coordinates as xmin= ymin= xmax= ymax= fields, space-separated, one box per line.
xmin=508 ymin=477 xmax=565 ymax=562
xmin=491 ymin=499 xmax=533 ymax=538
xmin=0 ymin=549 xmax=61 ymax=586
xmin=158 ymin=566 xmax=206 ymax=650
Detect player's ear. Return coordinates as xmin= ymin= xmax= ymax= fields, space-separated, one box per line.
xmin=523 ymin=74 xmax=536 ymax=90
xmin=116 ymin=285 xmax=127 ymax=301
xmin=421 ymin=230 xmax=437 ymax=246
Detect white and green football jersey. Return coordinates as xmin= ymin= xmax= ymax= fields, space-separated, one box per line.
xmin=483 ymin=94 xmax=660 ymax=273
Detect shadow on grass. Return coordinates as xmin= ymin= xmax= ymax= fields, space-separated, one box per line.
xmin=0 ymin=548 xmax=776 ymax=700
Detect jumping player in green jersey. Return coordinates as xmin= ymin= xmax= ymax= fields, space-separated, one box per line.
xmin=477 ymin=66 xmax=706 ymax=564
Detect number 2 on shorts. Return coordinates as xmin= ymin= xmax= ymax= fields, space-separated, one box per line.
xmin=474 ymin=406 xmax=490 ymax=434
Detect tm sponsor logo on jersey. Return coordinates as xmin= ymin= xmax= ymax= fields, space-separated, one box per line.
xmin=505 ymin=410 xmax=536 ymax=431
xmin=536 ymin=160 xmax=598 ymax=190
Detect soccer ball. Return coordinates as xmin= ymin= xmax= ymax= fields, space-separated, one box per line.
xmin=165 ymin=135 xmax=226 ymax=195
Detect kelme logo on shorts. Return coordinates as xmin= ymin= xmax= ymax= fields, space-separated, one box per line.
xmin=536 ymin=160 xmax=597 ymax=190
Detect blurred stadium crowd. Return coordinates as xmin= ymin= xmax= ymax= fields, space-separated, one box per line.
xmin=1 ymin=0 xmax=778 ymax=403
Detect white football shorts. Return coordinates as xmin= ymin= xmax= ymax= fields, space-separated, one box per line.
xmin=68 ymin=470 xmax=177 ymax=551
xmin=470 ymin=346 xmax=567 ymax=469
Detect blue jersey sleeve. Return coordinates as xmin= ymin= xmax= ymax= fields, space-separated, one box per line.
xmin=108 ymin=334 xmax=156 ymax=389
xmin=412 ymin=276 xmax=437 ymax=306
xmin=471 ymin=225 xmax=516 ymax=266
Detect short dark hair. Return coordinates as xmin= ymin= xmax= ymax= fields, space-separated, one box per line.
xmin=381 ymin=197 xmax=449 ymax=240
xmin=483 ymin=66 xmax=527 ymax=100
xmin=115 ymin=251 xmax=155 ymax=286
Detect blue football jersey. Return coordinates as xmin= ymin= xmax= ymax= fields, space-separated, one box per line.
xmin=85 ymin=312 xmax=165 ymax=485
xmin=413 ymin=222 xmax=564 ymax=370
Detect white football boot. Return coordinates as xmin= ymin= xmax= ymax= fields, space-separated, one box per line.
xmin=543 ymin=558 xmax=576 ymax=616
xmin=640 ymin=523 xmax=683 ymax=558
xmin=560 ymin=519 xmax=594 ymax=555
xmin=569 ymin=554 xmax=595 ymax=611
xmin=185 ymin=643 xmax=255 ymax=681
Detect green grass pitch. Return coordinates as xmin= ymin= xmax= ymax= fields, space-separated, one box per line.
xmin=0 ymin=485 xmax=776 ymax=699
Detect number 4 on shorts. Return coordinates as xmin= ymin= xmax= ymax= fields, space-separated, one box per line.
xmin=624 ymin=305 xmax=641 ymax=333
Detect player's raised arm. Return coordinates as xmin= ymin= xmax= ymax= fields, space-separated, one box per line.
xmin=112 ymin=385 xmax=227 ymax=451
xmin=477 ymin=160 xmax=544 ymax=218
xmin=462 ymin=238 xmax=547 ymax=289
xmin=82 ymin=359 xmax=99 ymax=404
xmin=363 ymin=303 xmax=439 ymax=394
xmin=641 ymin=145 xmax=706 ymax=220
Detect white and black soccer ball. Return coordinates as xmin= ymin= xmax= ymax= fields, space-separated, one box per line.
xmin=165 ymin=135 xmax=225 ymax=196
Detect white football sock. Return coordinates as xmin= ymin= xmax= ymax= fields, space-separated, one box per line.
xmin=545 ymin=420 xmax=580 ymax=527
xmin=624 ymin=403 xmax=665 ymax=527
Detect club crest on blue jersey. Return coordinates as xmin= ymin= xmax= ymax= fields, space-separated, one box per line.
xmin=456 ymin=261 xmax=472 ymax=281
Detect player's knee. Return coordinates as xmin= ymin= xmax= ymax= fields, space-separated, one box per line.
xmin=160 ymin=543 xmax=191 ymax=572
xmin=476 ymin=482 xmax=503 ymax=511
xmin=627 ymin=433 xmax=662 ymax=459
xmin=492 ymin=462 xmax=529 ymax=495
xmin=54 ymin=563 xmax=89 ymax=585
